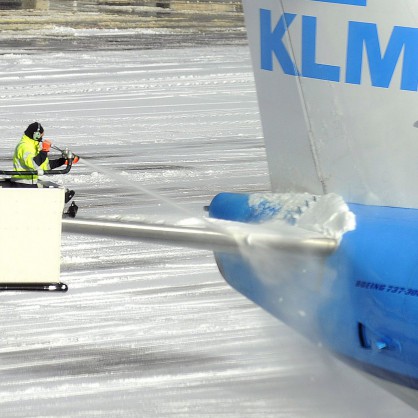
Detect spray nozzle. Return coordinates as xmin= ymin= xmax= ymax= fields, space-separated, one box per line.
xmin=62 ymin=147 xmax=73 ymax=160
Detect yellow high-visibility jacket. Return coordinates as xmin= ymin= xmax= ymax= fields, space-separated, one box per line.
xmin=12 ymin=135 xmax=50 ymax=184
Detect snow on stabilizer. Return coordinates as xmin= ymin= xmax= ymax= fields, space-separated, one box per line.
xmin=209 ymin=192 xmax=356 ymax=243
xmin=249 ymin=193 xmax=356 ymax=242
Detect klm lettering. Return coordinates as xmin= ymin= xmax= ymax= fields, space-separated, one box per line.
xmin=260 ymin=9 xmax=418 ymax=91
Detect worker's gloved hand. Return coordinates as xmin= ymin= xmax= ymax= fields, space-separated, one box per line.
xmin=41 ymin=140 xmax=52 ymax=152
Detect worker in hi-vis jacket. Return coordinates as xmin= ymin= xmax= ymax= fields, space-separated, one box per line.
xmin=10 ymin=122 xmax=79 ymax=217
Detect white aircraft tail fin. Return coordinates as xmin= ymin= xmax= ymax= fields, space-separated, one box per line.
xmin=243 ymin=0 xmax=418 ymax=208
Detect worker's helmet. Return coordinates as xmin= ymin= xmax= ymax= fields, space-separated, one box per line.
xmin=25 ymin=122 xmax=44 ymax=141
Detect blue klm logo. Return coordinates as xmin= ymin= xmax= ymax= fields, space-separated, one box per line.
xmin=260 ymin=2 xmax=418 ymax=91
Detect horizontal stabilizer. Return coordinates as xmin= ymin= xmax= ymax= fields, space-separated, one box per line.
xmin=62 ymin=218 xmax=337 ymax=255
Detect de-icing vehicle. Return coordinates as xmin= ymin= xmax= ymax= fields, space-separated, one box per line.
xmin=4 ymin=0 xmax=418 ymax=410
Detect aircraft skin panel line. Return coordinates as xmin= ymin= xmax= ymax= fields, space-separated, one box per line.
xmin=278 ymin=0 xmax=328 ymax=193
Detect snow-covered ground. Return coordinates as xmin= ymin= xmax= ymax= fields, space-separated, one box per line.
xmin=0 ymin=46 xmax=416 ymax=417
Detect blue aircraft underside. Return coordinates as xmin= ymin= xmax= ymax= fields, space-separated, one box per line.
xmin=209 ymin=193 xmax=418 ymax=390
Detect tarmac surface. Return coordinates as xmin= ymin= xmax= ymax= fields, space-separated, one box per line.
xmin=0 ymin=0 xmax=247 ymax=52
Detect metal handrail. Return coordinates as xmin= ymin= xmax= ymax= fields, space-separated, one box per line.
xmin=0 ymin=158 xmax=74 ymax=176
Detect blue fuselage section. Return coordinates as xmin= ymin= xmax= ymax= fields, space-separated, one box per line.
xmin=209 ymin=193 xmax=418 ymax=390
